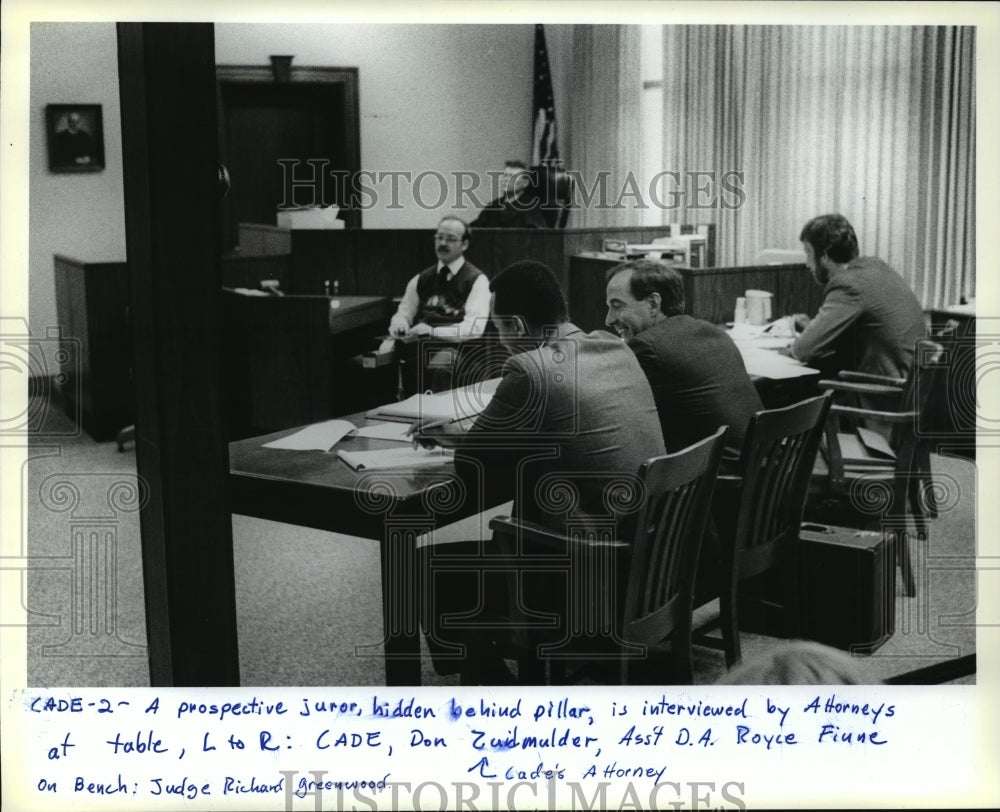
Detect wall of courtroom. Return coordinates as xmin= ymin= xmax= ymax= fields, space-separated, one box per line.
xmin=28 ymin=22 xmax=572 ymax=340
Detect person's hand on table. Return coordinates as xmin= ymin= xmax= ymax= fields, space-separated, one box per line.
xmin=776 ymin=345 xmax=797 ymax=358
xmin=791 ymin=313 xmax=811 ymax=333
xmin=388 ymin=317 xmax=409 ymax=338
xmin=407 ymin=322 xmax=434 ymax=337
xmin=407 ymin=416 xmax=468 ymax=449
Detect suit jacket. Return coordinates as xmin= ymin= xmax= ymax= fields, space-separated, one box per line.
xmin=455 ymin=325 xmax=665 ymax=539
xmin=629 ymin=315 xmax=763 ymax=457
xmin=792 ymin=256 xmax=926 ymax=380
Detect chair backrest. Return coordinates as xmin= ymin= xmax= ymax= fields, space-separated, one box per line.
xmin=734 ymin=393 xmax=832 ymax=580
xmin=621 ymin=427 xmax=728 ymax=646
xmin=893 ymin=338 xmax=946 ymax=460
xmin=528 ymin=163 xmax=575 ymax=228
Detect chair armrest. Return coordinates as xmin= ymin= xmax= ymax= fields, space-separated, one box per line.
xmin=836 ymin=371 xmax=906 ymax=387
xmin=489 ymin=516 xmax=630 ymax=550
xmin=715 ymin=473 xmax=743 ymax=491
xmin=818 ymin=379 xmax=905 ymax=397
xmin=830 ymin=404 xmax=918 ymax=422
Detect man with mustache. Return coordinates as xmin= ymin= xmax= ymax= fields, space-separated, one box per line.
xmin=386 ymin=216 xmax=491 ymax=392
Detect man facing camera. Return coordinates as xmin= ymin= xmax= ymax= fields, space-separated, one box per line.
xmin=789 ymin=213 xmax=926 ymax=380
xmin=413 ymin=260 xmax=665 ymax=682
xmin=605 ymin=259 xmax=763 ymax=463
xmin=470 ymin=160 xmax=548 ymax=229
xmin=386 ymin=216 xmax=490 ymax=392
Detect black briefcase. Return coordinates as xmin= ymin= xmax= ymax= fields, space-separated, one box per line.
xmin=798 ymin=523 xmax=896 ymax=653
xmin=737 ymin=523 xmax=896 ymax=653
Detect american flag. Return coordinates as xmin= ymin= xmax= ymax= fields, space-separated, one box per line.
xmin=531 ymin=24 xmax=559 ymax=165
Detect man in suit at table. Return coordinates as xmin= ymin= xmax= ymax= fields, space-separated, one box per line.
xmin=788 ymin=213 xmax=926 ymax=381
xmin=604 ymin=259 xmax=763 ymax=602
xmin=470 ymin=160 xmax=548 ymax=229
xmin=386 ymin=216 xmax=491 ymax=393
xmin=413 ymin=260 xmax=665 ymax=683
xmin=604 ymin=259 xmax=763 ymax=466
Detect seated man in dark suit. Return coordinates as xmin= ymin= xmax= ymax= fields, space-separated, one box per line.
xmin=604 ymin=259 xmax=763 ymax=465
xmin=413 ymin=260 xmax=665 ymax=682
xmin=605 ymin=259 xmax=763 ymax=599
xmin=386 ymin=216 xmax=491 ymax=393
xmin=470 ymin=160 xmax=548 ymax=229
xmin=789 ymin=213 xmax=926 ymax=381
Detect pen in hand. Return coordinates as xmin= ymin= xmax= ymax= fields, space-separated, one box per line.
xmin=406 ymin=416 xmax=467 ymax=450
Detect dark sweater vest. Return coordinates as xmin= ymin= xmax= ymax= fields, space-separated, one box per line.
xmin=414 ymin=262 xmax=483 ymax=326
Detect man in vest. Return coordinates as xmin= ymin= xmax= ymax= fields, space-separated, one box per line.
xmin=387 ymin=216 xmax=491 ymax=393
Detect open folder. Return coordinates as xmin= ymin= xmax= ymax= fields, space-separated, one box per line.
xmin=336 ymin=446 xmax=454 ymax=472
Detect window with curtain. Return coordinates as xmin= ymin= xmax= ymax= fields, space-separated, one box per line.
xmin=654 ymin=26 xmax=975 ymax=307
xmin=570 ymin=25 xmax=975 ymax=308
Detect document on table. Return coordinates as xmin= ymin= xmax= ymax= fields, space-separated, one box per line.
xmin=262 ymin=419 xmax=356 ymax=451
xmin=737 ymin=347 xmax=819 ymax=379
xmin=352 ymin=421 xmax=413 ymax=441
xmin=336 ymin=446 xmax=454 ymax=471
xmin=367 ymin=377 xmax=502 ymax=423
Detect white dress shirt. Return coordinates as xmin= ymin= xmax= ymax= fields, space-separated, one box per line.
xmin=389 ymin=258 xmax=491 ymax=340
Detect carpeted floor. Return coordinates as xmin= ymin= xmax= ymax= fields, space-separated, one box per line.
xmin=23 ymin=396 xmax=976 ymax=687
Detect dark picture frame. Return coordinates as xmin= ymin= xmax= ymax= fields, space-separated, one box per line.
xmin=46 ymin=104 xmax=105 ymax=172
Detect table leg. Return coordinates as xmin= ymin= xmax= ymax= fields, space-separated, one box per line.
xmin=378 ymin=523 xmax=426 ymax=686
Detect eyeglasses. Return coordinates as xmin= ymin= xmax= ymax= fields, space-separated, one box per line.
xmin=434 ymin=234 xmax=463 ymax=243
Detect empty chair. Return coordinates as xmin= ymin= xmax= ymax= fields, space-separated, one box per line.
xmin=807 ymin=339 xmax=947 ymax=597
xmin=693 ymin=393 xmax=832 ymax=667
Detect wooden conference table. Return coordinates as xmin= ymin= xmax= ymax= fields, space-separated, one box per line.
xmin=228 ymin=339 xmax=819 ymax=686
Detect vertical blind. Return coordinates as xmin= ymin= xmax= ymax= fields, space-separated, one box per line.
xmin=568 ymin=25 xmax=975 ymax=308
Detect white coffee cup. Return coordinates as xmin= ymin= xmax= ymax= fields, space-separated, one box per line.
xmin=745 ymin=289 xmax=773 ymax=326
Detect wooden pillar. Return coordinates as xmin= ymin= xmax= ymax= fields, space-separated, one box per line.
xmin=117 ymin=23 xmax=240 ymax=685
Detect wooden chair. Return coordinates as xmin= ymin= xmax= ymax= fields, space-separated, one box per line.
xmin=693 ymin=393 xmax=832 ymax=667
xmin=806 ymin=339 xmax=947 ymax=597
xmin=487 ymin=426 xmax=728 ymax=685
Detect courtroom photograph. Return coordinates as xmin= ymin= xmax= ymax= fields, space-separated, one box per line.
xmin=13 ymin=18 xmax=982 ymax=695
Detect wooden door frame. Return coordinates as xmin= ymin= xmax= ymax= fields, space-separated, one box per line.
xmin=216 ymin=65 xmax=362 ymax=234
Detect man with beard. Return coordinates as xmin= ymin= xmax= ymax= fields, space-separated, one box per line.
xmin=788 ymin=213 xmax=926 ymax=381
xmin=386 ymin=216 xmax=490 ymax=392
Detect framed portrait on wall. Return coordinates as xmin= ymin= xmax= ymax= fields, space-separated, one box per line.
xmin=45 ymin=104 xmax=105 ymax=172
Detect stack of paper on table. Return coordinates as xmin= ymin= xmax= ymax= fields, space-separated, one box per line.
xmin=737 ymin=347 xmax=818 ymax=379
xmin=367 ymin=377 xmax=503 ymax=422
xmin=336 ymin=446 xmax=454 ymax=472
xmin=262 ymin=419 xmax=414 ymax=451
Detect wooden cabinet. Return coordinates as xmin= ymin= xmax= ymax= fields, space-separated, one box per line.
xmin=566 ymin=254 xmax=823 ymax=333
xmin=53 ymin=255 xmax=133 ymax=440
xmin=220 ymin=291 xmax=391 ymax=438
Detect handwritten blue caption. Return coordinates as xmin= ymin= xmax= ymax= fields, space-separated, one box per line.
xmin=25 ymin=690 xmax=896 ymax=801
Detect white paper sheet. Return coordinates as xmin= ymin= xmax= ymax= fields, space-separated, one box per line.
xmin=352 ymin=421 xmax=413 ymax=441
xmin=336 ymin=446 xmax=454 ymax=471
xmin=262 ymin=419 xmax=356 ymax=451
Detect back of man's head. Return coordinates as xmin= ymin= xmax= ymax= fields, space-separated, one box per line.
xmin=799 ymin=214 xmax=860 ymax=264
xmin=608 ymin=259 xmax=685 ymax=317
xmin=490 ymin=261 xmax=568 ymax=332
